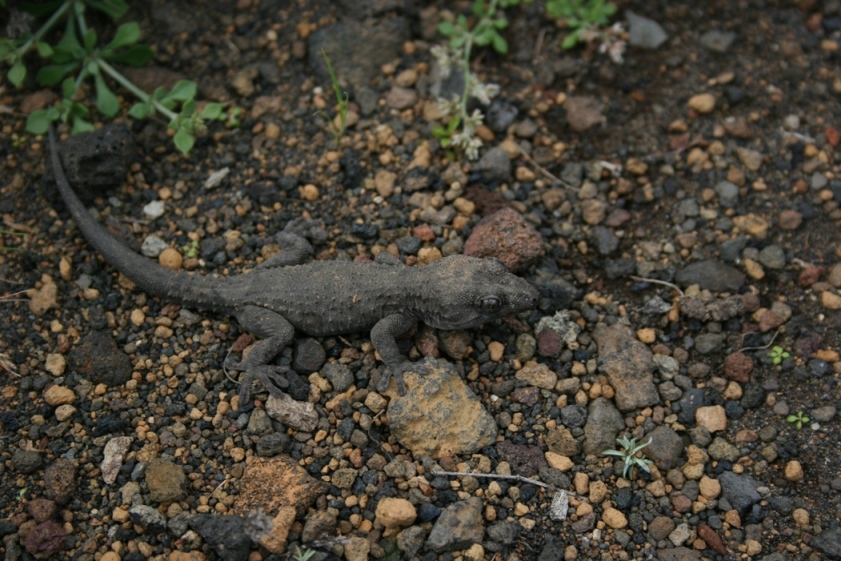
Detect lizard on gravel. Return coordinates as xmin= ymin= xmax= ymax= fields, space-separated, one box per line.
xmin=48 ymin=127 xmax=539 ymax=404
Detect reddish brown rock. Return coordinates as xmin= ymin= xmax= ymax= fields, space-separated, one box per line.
xmin=724 ymin=352 xmax=753 ymax=383
xmin=464 ymin=207 xmax=543 ymax=272
xmin=44 ymin=459 xmax=76 ymax=506
xmin=511 ymin=386 xmax=541 ymax=406
xmin=412 ymin=224 xmax=435 ymax=242
xmin=27 ymin=498 xmax=57 ymax=523
xmin=414 ymin=325 xmax=440 ymax=359
xmin=671 ymin=494 xmax=692 ymax=513
xmin=537 ymin=329 xmax=563 ymax=357
xmin=778 ymin=209 xmax=803 ymax=230
xmin=698 ymin=524 xmax=727 ymax=554
xmin=24 ymin=521 xmax=65 ymax=556
xmin=799 ymin=266 xmax=825 ymax=287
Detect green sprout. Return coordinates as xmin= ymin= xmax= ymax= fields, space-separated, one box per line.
xmin=2 ymin=0 xmax=234 ymax=153
xmin=1 ymin=230 xmax=25 ymax=252
xmin=769 ymin=345 xmax=790 ymax=365
xmin=786 ymin=411 xmax=810 ymax=430
xmin=182 ymin=239 xmax=199 ymax=259
xmin=603 ymin=435 xmax=653 ymax=479
xmin=291 ymin=547 xmax=316 ymax=561
xmin=546 ymin=0 xmax=618 ymax=49
xmin=319 ymin=49 xmax=349 ymax=147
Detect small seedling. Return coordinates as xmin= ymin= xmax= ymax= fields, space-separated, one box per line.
xmin=291 ymin=546 xmax=316 ymax=561
xmin=1 ymin=230 xmax=25 ymax=252
xmin=769 ymin=345 xmax=789 ymax=365
xmin=182 ymin=240 xmax=199 ymax=259
xmin=603 ymin=435 xmax=653 ymax=479
xmin=546 ymin=0 xmax=618 ymax=48
xmin=786 ymin=411 xmax=810 ymax=429
xmin=319 ymin=49 xmax=349 ymax=147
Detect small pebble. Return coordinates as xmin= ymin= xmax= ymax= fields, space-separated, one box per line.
xmin=688 ymin=93 xmax=716 ymax=114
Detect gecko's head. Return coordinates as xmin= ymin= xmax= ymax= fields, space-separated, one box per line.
xmin=418 ymin=255 xmax=539 ymax=330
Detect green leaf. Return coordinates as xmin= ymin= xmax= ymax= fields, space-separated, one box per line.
xmin=437 ymin=21 xmax=456 ymax=36
xmin=165 ymin=80 xmax=197 ymax=102
xmin=8 ymin=61 xmax=26 ymax=87
xmin=173 ymin=127 xmax=195 ymax=154
xmin=61 ymin=77 xmax=77 ymax=98
xmin=181 ymin=98 xmax=196 ymax=116
xmin=129 ymin=101 xmax=151 ymax=119
xmin=84 ymin=0 xmax=129 ymax=19
xmin=71 ymin=116 xmax=95 ymax=133
xmin=56 ymin=13 xmax=81 ymax=51
xmin=492 ymin=33 xmax=508 ymax=54
xmin=450 ymin=35 xmax=466 ymax=49
xmin=18 ymin=0 xmax=64 ymax=17
xmin=95 ymin=74 xmax=120 ymax=116
xmin=68 ymin=101 xmax=89 ymax=118
xmin=493 ymin=17 xmax=509 ymax=29
xmin=84 ymin=28 xmax=98 ymax=52
xmin=36 ymin=63 xmax=77 ymax=86
xmin=474 ymin=29 xmax=494 ymax=46
xmin=106 ymin=44 xmax=154 ymax=66
xmin=151 ymin=86 xmax=167 ymax=101
xmin=35 ymin=41 xmax=54 ymax=57
xmin=561 ymin=32 xmax=579 ymax=49
xmin=106 ymin=22 xmax=141 ymax=50
xmin=25 ymin=109 xmax=53 ymax=134
xmin=200 ymin=103 xmax=223 ymax=120
xmin=49 ymin=45 xmax=82 ymax=65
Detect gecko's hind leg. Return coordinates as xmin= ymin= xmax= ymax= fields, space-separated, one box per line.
xmin=226 ymin=305 xmax=295 ymax=408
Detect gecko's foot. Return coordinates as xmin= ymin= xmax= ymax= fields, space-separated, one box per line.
xmin=237 ymin=365 xmax=290 ymax=408
xmin=377 ymin=361 xmax=430 ymax=396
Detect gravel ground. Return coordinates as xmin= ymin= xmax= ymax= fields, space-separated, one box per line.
xmin=2 ymin=1 xmax=841 ymax=560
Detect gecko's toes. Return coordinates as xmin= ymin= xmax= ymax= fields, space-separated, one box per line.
xmin=238 ymin=365 xmax=290 ymax=408
xmin=378 ymin=362 xmax=427 ymax=396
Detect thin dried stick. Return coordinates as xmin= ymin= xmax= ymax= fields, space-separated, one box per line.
xmin=431 ymin=470 xmax=589 ymax=500
xmin=516 ymin=145 xmax=579 ymax=192
xmin=738 ymin=326 xmax=783 ymax=353
xmin=630 ymin=276 xmax=684 ymax=297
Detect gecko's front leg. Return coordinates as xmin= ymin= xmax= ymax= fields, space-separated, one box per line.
xmin=370 ymin=313 xmax=428 ymax=395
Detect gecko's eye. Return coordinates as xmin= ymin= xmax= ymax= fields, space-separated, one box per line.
xmin=478 ymin=296 xmax=502 ymax=312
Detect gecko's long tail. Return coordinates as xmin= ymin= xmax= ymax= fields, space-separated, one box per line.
xmin=48 ymin=126 xmax=233 ymax=313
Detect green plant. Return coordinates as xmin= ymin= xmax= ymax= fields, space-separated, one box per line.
xmin=1 ymin=230 xmax=25 ymax=252
xmin=603 ymin=435 xmax=653 ymax=479
xmin=319 ymin=48 xmax=349 ymax=147
xmin=432 ymin=0 xmax=529 ymax=159
xmin=786 ymin=410 xmax=810 ymax=429
xmin=546 ymin=0 xmax=618 ymax=49
xmin=182 ymin=240 xmax=199 ymax=259
xmin=1 ymin=0 xmax=234 ymax=153
xmin=291 ymin=546 xmax=316 ymax=561
xmin=769 ymin=345 xmax=790 ymax=365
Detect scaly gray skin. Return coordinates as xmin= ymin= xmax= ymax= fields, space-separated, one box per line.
xmin=48 ymin=127 xmax=539 ymax=404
